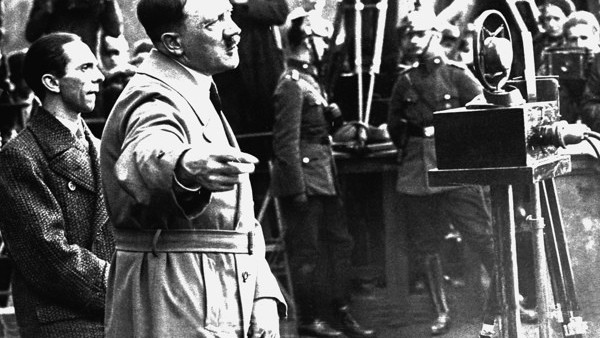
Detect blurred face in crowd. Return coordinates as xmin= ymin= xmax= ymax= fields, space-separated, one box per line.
xmin=403 ymin=29 xmax=436 ymax=58
xmin=541 ymin=5 xmax=567 ymax=37
xmin=440 ymin=37 xmax=458 ymax=57
xmin=177 ymin=0 xmax=241 ymax=76
xmin=302 ymin=0 xmax=322 ymax=12
xmin=565 ymin=23 xmax=600 ymax=52
xmin=101 ymin=36 xmax=130 ymax=71
xmin=459 ymin=33 xmax=474 ymax=64
xmin=55 ymin=40 xmax=104 ymax=114
xmin=301 ymin=19 xmax=323 ymax=62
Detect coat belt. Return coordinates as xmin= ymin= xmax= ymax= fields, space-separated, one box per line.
xmin=114 ymin=227 xmax=255 ymax=257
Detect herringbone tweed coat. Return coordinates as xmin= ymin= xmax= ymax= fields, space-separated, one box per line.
xmin=0 ymin=108 xmax=114 ymax=338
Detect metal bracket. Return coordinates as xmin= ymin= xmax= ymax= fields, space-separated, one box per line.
xmin=522 ymin=215 xmax=545 ymax=232
xmin=563 ymin=316 xmax=588 ymax=336
xmin=549 ymin=303 xmax=564 ymax=323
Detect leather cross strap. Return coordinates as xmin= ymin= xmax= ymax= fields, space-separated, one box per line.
xmin=114 ymin=227 xmax=255 ymax=257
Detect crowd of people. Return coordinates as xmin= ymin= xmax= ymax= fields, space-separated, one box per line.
xmin=0 ymin=0 xmax=599 ymax=337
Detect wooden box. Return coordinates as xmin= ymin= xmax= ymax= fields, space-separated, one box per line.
xmin=433 ymin=78 xmax=562 ymax=170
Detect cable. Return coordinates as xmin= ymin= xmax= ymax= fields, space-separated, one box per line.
xmin=584 ymin=136 xmax=600 ymax=159
xmin=583 ymin=130 xmax=600 ymax=142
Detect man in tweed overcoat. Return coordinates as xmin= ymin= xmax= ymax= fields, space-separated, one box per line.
xmin=0 ymin=33 xmax=113 ymax=338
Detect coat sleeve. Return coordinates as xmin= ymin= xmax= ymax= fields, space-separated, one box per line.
xmin=387 ymin=74 xmax=410 ymax=150
xmin=113 ymin=92 xmax=211 ymax=219
xmin=272 ymin=78 xmax=305 ymax=196
xmin=456 ymin=66 xmax=483 ymax=105
xmin=0 ymin=147 xmax=108 ymax=314
xmin=233 ymin=0 xmax=289 ymax=25
xmin=251 ymin=224 xmax=287 ymax=316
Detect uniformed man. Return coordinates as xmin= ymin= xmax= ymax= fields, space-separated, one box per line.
xmin=387 ymin=8 xmax=499 ymax=337
xmin=574 ymin=11 xmax=600 ymax=131
xmin=539 ymin=10 xmax=600 ymax=124
xmin=271 ymin=13 xmax=374 ymax=338
xmin=533 ymin=0 xmax=575 ymax=68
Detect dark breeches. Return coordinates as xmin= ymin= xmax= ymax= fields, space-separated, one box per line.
xmin=281 ymin=195 xmax=354 ymax=321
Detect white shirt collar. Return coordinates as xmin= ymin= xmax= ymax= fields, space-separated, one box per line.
xmin=55 ymin=115 xmax=84 ymax=136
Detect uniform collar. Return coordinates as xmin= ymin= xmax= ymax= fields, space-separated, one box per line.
xmin=286 ymin=58 xmax=319 ymax=78
xmin=418 ymin=54 xmax=446 ymax=72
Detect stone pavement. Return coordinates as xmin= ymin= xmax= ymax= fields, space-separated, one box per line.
xmin=278 ymin=271 xmax=551 ymax=338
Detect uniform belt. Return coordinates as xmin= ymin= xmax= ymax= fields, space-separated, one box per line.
xmin=406 ymin=124 xmax=435 ymax=138
xmin=114 ymin=227 xmax=255 ymax=256
xmin=301 ymin=136 xmax=331 ymax=145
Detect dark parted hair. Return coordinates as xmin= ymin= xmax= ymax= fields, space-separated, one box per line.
xmin=23 ymin=32 xmax=81 ymax=101
xmin=137 ymin=0 xmax=187 ymax=44
xmin=542 ymin=0 xmax=576 ymax=17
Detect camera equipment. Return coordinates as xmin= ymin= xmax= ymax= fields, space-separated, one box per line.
xmin=544 ymin=47 xmax=591 ymax=81
xmin=429 ymin=5 xmax=588 ymax=337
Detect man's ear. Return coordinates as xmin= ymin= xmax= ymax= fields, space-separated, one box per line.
xmin=41 ymin=74 xmax=60 ymax=94
xmin=160 ymin=32 xmax=184 ymax=56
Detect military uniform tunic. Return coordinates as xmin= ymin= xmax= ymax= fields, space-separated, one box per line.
xmin=272 ymin=59 xmax=336 ymax=198
xmin=388 ymin=55 xmax=482 ymax=195
xmin=387 ymin=54 xmax=498 ymax=315
xmin=272 ymin=58 xmax=354 ymax=321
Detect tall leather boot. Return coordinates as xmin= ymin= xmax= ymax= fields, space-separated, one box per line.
xmin=335 ymin=304 xmax=376 ymax=338
xmin=292 ymin=262 xmax=344 ymax=337
xmin=425 ymin=253 xmax=451 ymax=336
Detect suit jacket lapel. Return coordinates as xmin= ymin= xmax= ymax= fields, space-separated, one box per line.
xmin=30 ymin=108 xmax=96 ymax=192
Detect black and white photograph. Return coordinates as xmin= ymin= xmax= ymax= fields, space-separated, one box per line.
xmin=1 ymin=0 xmax=600 ymax=337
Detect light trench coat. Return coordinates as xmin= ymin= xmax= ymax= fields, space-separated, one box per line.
xmin=100 ymin=50 xmax=285 ymax=338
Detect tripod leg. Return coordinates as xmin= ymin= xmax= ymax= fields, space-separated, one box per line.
xmin=541 ymin=179 xmax=586 ymax=337
xmin=489 ymin=184 xmax=521 ymax=338
xmin=538 ymin=181 xmax=569 ymax=315
xmin=530 ymin=183 xmax=552 ymax=338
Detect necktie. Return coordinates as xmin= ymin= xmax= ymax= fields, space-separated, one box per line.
xmin=209 ymin=82 xmax=222 ymax=113
xmin=75 ymin=127 xmax=89 ymax=152
xmin=209 ymin=82 xmax=235 ymax=147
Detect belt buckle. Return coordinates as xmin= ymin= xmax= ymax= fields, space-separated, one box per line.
xmin=423 ymin=126 xmax=435 ymax=138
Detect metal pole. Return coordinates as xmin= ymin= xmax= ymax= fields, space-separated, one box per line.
xmin=354 ymin=0 xmax=364 ymax=123
xmin=530 ymin=183 xmax=551 ymax=338
xmin=364 ymin=0 xmax=388 ymax=125
xmin=490 ymin=184 xmax=521 ymax=338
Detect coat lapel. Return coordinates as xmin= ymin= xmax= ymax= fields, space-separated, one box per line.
xmin=138 ymin=50 xmax=249 ymax=230
xmin=29 ymin=108 xmax=96 ymax=192
xmin=137 ymin=50 xmax=211 ymax=126
xmin=86 ymin=126 xmax=113 ymax=250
